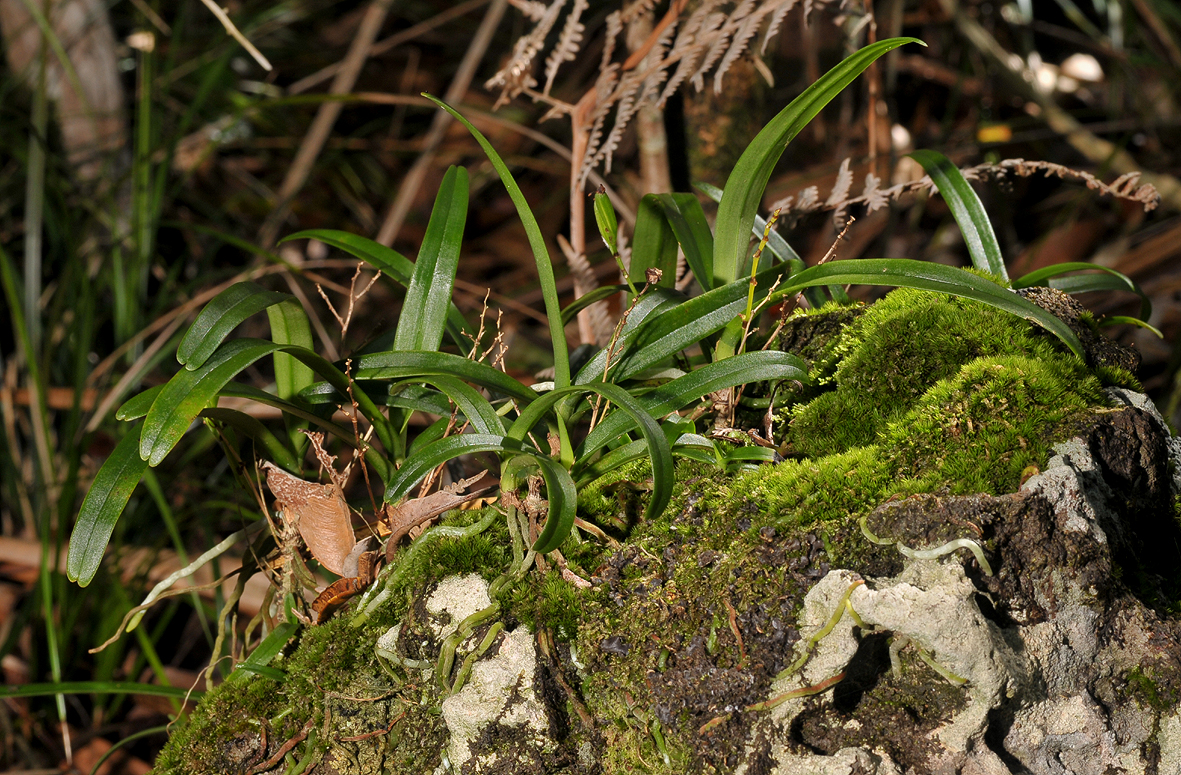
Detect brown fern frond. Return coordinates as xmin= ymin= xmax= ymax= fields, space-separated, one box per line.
xmin=544 ymin=0 xmax=589 ymax=96
xmin=760 ymin=0 xmax=797 ymax=54
xmin=508 ymin=0 xmax=549 ymax=22
xmin=600 ymin=11 xmax=624 ymax=72
xmin=825 ymin=158 xmax=854 ymax=207
xmin=689 ymin=13 xmax=735 ymax=92
xmin=485 ymin=0 xmax=567 ymax=106
xmin=861 ymin=172 xmax=890 ymax=213
xmin=714 ymin=2 xmax=779 ymax=93
xmin=620 ymin=0 xmax=662 ymax=24
xmin=768 ymin=158 xmax=1161 ymax=223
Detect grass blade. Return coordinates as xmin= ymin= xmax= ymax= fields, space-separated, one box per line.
xmin=67 ymin=429 xmax=149 ymax=586
xmin=713 ymin=37 xmax=922 ymax=286
xmin=394 ymin=166 xmax=469 ymax=352
xmin=0 ymin=681 xmax=201 ymax=700
xmin=909 ymin=149 xmax=1008 ymax=281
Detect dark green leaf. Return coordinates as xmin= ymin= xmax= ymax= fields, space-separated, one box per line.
xmin=142 ymin=340 xmax=395 ymax=468
xmin=266 ymin=299 xmax=315 ymax=400
xmin=227 ymin=621 xmax=298 ymax=683
xmin=561 ymin=284 xmax=629 ymax=326
xmin=199 ymin=407 xmax=299 ymax=471
xmin=655 ymin=193 xmax=714 ymax=290
xmin=630 ymin=195 xmax=679 ymax=290
xmin=508 ymin=383 xmax=674 ymax=527
xmin=176 ymin=282 xmax=292 ymax=369
xmin=352 ymin=350 xmax=539 ymax=405
xmin=283 ymin=229 xmax=473 ymax=349
xmin=578 ymin=350 xmax=808 ymax=461
xmin=713 ymin=38 xmax=922 ymax=286
xmin=1013 ymin=262 xmax=1150 ymax=320
xmin=422 ymin=95 xmax=571 ymax=388
xmin=909 ymin=149 xmax=1008 ymax=280
xmin=394 ymin=166 xmax=469 ymax=352
xmin=115 ymin=386 xmax=164 ymax=421
xmin=68 ymin=429 xmax=149 ymax=585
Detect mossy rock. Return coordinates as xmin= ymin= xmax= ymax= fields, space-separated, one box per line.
xmin=152 ymin=288 xmax=1181 ymax=774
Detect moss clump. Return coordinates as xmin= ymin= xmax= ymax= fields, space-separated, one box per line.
xmin=501 ymin=569 xmax=585 ymax=642
xmin=573 ymin=287 xmax=1123 ymax=770
xmin=787 ymin=287 xmax=1074 ymax=458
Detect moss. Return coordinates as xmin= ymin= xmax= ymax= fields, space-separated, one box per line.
xmin=787 ymin=288 xmax=1071 ymax=458
xmin=501 ymin=570 xmax=584 ymax=642
xmin=885 ymin=354 xmax=1106 ymax=495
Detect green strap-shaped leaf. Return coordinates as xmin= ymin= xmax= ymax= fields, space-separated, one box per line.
xmin=610 ymin=257 xmax=1085 ymax=380
xmin=713 ymin=37 xmax=922 ymax=286
xmin=561 ymin=284 xmax=629 ymax=326
xmin=509 ymin=383 xmax=674 ymax=527
xmin=578 ymin=350 xmax=808 ymax=461
xmin=115 ymin=386 xmax=164 ymax=421
xmin=283 ymin=229 xmax=473 ymax=350
xmin=394 ymin=166 xmax=469 ymax=352
xmin=401 ymin=375 xmax=504 ymax=435
xmin=423 ymin=95 xmax=571 ymax=389
xmin=351 ymin=350 xmax=539 ymax=405
xmin=218 ymin=383 xmax=373 ymax=448
xmin=386 ymin=383 xmax=460 ymax=416
xmin=382 ymin=433 xmax=577 ymax=554
xmin=571 ymin=288 xmax=687 ymax=385
xmin=198 ymin=408 xmax=299 ymax=472
xmin=631 ymin=195 xmax=681 ymax=290
xmin=698 ymin=181 xmax=829 ymax=308
xmin=654 ymin=193 xmax=715 ymax=290
xmin=909 ymin=149 xmax=1008 ymax=281
xmin=1013 ymin=262 xmax=1151 ymax=320
xmin=68 ymin=428 xmax=149 ymax=585
xmin=266 ymin=298 xmax=315 ymax=400
xmin=141 ymin=339 xmax=395 ymax=468
xmin=176 ymin=282 xmax=292 ymax=369
xmin=227 ymin=621 xmax=297 ymax=684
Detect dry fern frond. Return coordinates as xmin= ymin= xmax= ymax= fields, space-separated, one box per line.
xmin=494 ymin=0 xmax=829 ymax=182
xmin=621 ymin=0 xmax=662 ymax=24
xmin=508 ymin=0 xmax=550 ymax=22
xmin=761 ymin=0 xmax=797 ymax=54
xmin=544 ymin=0 xmax=589 ymax=96
xmin=767 ymin=157 xmax=1161 ymax=224
xmin=714 ymin=2 xmax=779 ymax=93
xmin=485 ymin=0 xmax=567 ymax=107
